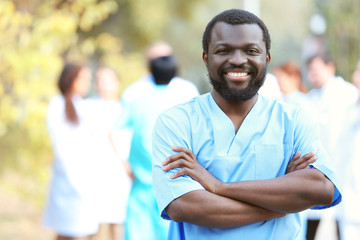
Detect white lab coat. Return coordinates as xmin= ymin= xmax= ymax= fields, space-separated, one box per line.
xmin=88 ymin=98 xmax=131 ymax=224
xmin=43 ymin=95 xmax=99 ymax=237
xmin=337 ymin=103 xmax=360 ymax=240
xmin=305 ymin=76 xmax=359 ymax=222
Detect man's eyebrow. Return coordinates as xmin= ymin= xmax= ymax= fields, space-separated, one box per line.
xmin=244 ymin=43 xmax=262 ymax=47
xmin=213 ymin=43 xmax=230 ymax=48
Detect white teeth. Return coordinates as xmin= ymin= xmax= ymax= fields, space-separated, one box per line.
xmin=227 ymin=72 xmax=248 ymax=77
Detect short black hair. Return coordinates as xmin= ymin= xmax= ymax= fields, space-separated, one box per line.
xmin=202 ymin=9 xmax=271 ymax=54
xmin=150 ymin=55 xmax=177 ymax=85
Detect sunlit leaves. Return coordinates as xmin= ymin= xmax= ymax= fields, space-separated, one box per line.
xmin=0 ymin=0 xmax=208 ymax=208
xmin=0 ymin=0 xmax=118 ymax=205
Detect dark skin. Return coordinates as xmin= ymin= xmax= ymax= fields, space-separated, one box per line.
xmin=161 ymin=23 xmax=335 ymax=228
xmin=206 ymin=23 xmax=270 ymax=132
xmin=162 ymin=147 xmax=320 ymax=228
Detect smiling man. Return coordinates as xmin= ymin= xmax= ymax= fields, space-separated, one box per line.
xmin=152 ymin=9 xmax=341 ymax=240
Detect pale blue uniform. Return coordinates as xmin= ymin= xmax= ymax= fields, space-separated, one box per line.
xmin=152 ymin=93 xmax=342 ymax=240
xmin=114 ymin=82 xmax=199 ymax=240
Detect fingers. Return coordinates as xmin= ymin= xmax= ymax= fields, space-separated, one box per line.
xmin=170 ymin=168 xmax=190 ymax=179
xmin=286 ymin=151 xmax=317 ymax=174
xmin=161 ymin=146 xmax=196 ymax=167
xmin=161 ymin=146 xmax=199 ymax=179
xmin=295 ymin=155 xmax=317 ymax=170
xmin=161 ymin=157 xmax=192 ymax=172
xmin=293 ymin=151 xmax=301 ymax=160
xmin=162 ymin=151 xmax=193 ymax=166
xmin=286 ymin=151 xmax=301 ymax=173
xmin=172 ymin=146 xmax=196 ymax=159
xmin=294 ymin=152 xmax=315 ymax=165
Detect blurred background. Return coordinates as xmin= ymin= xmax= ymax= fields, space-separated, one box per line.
xmin=0 ymin=0 xmax=359 ymax=239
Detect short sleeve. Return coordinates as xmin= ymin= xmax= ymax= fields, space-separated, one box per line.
xmin=152 ymin=108 xmax=204 ymax=220
xmin=292 ymin=107 xmax=342 ymax=209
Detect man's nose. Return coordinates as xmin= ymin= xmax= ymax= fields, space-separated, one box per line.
xmin=228 ymin=50 xmax=246 ymax=65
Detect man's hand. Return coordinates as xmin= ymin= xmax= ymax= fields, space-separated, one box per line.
xmin=162 ymin=147 xmax=317 ymax=194
xmin=286 ymin=151 xmax=317 ymax=174
xmin=161 ymin=146 xmax=222 ymax=194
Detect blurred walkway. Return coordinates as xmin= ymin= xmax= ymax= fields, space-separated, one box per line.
xmin=0 ymin=189 xmax=53 ymax=240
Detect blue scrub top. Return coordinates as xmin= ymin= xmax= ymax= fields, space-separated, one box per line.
xmin=152 ymin=93 xmax=341 ymax=240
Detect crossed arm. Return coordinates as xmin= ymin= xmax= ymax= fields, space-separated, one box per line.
xmin=161 ymin=146 xmax=335 ymax=228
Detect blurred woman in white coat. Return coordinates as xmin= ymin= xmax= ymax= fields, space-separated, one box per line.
xmin=337 ymin=60 xmax=360 ymax=240
xmin=43 ymin=63 xmax=99 ymax=240
xmin=90 ymin=67 xmax=131 ymax=240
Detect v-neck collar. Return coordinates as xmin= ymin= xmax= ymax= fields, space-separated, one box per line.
xmin=207 ymin=93 xmax=262 ymax=154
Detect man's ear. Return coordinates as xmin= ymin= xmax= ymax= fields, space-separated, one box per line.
xmin=267 ymin=52 xmax=271 ymax=64
xmin=202 ymin=51 xmax=208 ymax=67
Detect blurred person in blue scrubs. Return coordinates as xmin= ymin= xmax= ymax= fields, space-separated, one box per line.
xmin=120 ymin=41 xmax=199 ymax=106
xmin=111 ymin=54 xmax=198 ymax=240
xmin=152 ymin=9 xmax=342 ymax=240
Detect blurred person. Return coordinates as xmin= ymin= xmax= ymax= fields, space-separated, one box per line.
xmin=89 ymin=67 xmax=131 ymax=240
xmin=273 ymin=61 xmax=310 ymax=240
xmin=258 ymin=72 xmax=282 ymax=99
xmin=273 ymin=61 xmax=309 ymax=106
xmin=117 ymin=40 xmax=199 ymax=180
xmin=335 ymin=59 xmax=360 ymax=240
xmin=43 ymin=63 xmax=99 ymax=240
xmin=152 ymin=9 xmax=341 ymax=240
xmin=120 ymin=40 xmax=200 ymax=105
xmin=111 ymin=55 xmax=198 ymax=240
xmin=305 ymin=52 xmax=359 ymax=240
xmin=95 ymin=67 xmax=120 ymax=101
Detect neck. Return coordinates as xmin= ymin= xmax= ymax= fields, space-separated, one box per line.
xmin=211 ymin=90 xmax=258 ymax=133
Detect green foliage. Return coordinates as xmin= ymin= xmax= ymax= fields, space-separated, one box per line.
xmin=0 ymin=0 xmax=209 ymax=208
xmin=0 ymin=0 xmax=122 ymax=206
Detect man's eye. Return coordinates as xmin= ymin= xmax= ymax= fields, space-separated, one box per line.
xmin=247 ymin=49 xmax=259 ymax=54
xmin=216 ymin=49 xmax=230 ymax=54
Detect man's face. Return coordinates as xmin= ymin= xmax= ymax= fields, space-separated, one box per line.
xmin=203 ymin=22 xmax=270 ymax=102
xmin=307 ymin=57 xmax=334 ymax=89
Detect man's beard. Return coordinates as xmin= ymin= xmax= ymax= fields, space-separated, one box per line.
xmin=209 ymin=66 xmax=267 ymax=102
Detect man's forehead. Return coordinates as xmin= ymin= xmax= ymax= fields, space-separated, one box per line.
xmin=210 ymin=22 xmax=265 ymax=46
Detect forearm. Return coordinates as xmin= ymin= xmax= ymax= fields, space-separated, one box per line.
xmin=166 ymin=189 xmax=285 ymax=228
xmin=214 ymin=168 xmax=335 ymax=213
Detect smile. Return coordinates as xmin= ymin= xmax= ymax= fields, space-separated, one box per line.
xmin=226 ymin=72 xmax=249 ymax=77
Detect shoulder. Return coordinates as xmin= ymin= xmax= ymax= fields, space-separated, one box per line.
xmin=260 ymin=95 xmax=309 ymax=125
xmin=330 ymin=76 xmax=357 ymax=92
xmin=156 ymin=94 xmax=207 ymax=127
xmin=260 ymin=94 xmax=299 ymax=113
xmin=121 ymin=75 xmax=154 ymax=102
xmin=169 ymin=77 xmax=199 ymax=92
xmin=48 ymin=95 xmax=64 ymax=109
xmin=159 ymin=96 xmax=198 ymax=119
xmin=333 ymin=77 xmax=359 ymax=104
xmin=170 ymin=77 xmax=196 ymax=86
